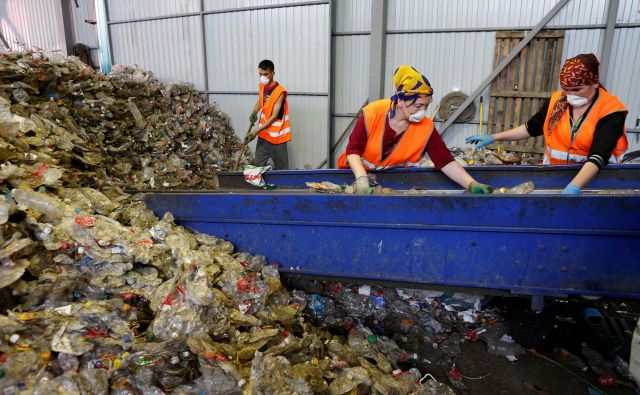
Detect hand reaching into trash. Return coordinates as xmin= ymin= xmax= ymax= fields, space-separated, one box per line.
xmin=562 ymin=183 xmax=581 ymax=195
xmin=354 ymin=176 xmax=373 ymax=194
xmin=465 ymin=134 xmax=494 ymax=149
xmin=468 ymin=180 xmax=493 ymax=194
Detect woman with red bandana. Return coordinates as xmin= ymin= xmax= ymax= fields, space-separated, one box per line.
xmin=466 ymin=53 xmax=628 ymax=195
xmin=337 ymin=65 xmax=492 ymax=194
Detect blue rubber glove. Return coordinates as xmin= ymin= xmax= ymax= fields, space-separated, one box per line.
xmin=465 ymin=134 xmax=494 ymax=149
xmin=561 ymin=183 xmax=581 ymax=195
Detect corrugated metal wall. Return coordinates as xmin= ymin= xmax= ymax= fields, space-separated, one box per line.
xmin=110 ymin=18 xmax=206 ymax=90
xmin=2 ymin=0 xmax=639 ymax=161
xmin=0 ymin=0 xmax=66 ymax=52
xmin=331 ymin=0 xmax=371 ymax=163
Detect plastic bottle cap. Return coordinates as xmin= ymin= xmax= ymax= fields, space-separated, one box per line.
xmin=367 ymin=335 xmax=377 ymax=344
xmin=9 ymin=334 xmax=20 ymax=344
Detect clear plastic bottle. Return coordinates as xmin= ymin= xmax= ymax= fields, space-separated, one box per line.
xmin=38 ymin=167 xmax=63 ymax=185
xmin=308 ymin=294 xmax=325 ymax=317
xmin=12 ymin=88 xmax=30 ymax=103
xmin=11 ymin=188 xmax=68 ymax=220
xmin=630 ymin=318 xmax=640 ymax=385
xmin=57 ymin=353 xmax=79 ymax=372
xmin=507 ymin=181 xmax=535 ymax=194
xmin=0 ymin=196 xmax=15 ymax=225
xmin=44 ymin=94 xmax=59 ymax=111
xmin=337 ymin=290 xmax=375 ymax=318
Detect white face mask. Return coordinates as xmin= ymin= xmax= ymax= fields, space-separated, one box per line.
xmin=259 ymin=75 xmax=270 ymax=85
xmin=408 ymin=110 xmax=426 ymax=123
xmin=566 ymin=94 xmax=589 ymax=107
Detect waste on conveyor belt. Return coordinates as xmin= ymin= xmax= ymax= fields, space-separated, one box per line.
xmin=306 ymin=180 xmax=535 ymax=195
xmin=448 ymin=147 xmax=534 ymax=166
xmin=0 ymin=51 xmax=252 ymax=191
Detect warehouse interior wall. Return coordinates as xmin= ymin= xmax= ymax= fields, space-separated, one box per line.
xmin=2 ymin=0 xmax=639 ymax=169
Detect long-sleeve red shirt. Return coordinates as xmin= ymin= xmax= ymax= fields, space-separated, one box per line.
xmin=345 ymin=114 xmax=455 ymax=169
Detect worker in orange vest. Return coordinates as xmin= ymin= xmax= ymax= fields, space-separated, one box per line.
xmin=337 ymin=65 xmax=492 ymax=194
xmin=248 ymin=59 xmax=291 ymax=169
xmin=466 ymin=53 xmax=628 ymax=194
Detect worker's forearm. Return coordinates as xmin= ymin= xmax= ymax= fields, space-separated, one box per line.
xmin=493 ymin=125 xmax=531 ymax=142
xmin=251 ymin=101 xmax=260 ymax=114
xmin=347 ymin=154 xmax=367 ymax=178
xmin=257 ymin=115 xmax=279 ymax=131
xmin=440 ymin=161 xmax=475 ymax=189
xmin=569 ymin=162 xmax=600 ymax=189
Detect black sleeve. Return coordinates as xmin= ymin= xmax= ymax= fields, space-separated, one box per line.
xmin=525 ymin=99 xmax=551 ymax=137
xmin=587 ymin=111 xmax=627 ymax=168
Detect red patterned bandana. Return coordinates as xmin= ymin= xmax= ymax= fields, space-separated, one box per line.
xmin=559 ymin=55 xmax=600 ymax=88
xmin=549 ymin=54 xmax=600 ymax=131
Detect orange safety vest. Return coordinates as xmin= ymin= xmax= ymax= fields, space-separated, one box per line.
xmin=542 ymin=88 xmax=628 ymax=165
xmin=337 ymin=99 xmax=434 ymax=170
xmin=258 ymin=83 xmax=291 ymax=144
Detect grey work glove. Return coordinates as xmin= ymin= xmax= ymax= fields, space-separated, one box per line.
xmin=354 ymin=176 xmax=373 ymax=195
xmin=245 ymin=129 xmax=259 ymax=143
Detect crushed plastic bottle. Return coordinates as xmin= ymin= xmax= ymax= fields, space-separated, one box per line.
xmin=486 ymin=334 xmax=526 ymax=357
xmin=57 ymin=352 xmax=80 ymax=372
xmin=12 ymin=188 xmax=70 ymax=221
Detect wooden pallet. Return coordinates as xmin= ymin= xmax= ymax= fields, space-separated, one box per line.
xmin=486 ymin=30 xmax=565 ymax=156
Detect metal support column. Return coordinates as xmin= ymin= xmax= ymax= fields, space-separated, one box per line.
xmin=94 ymin=0 xmax=112 ymax=73
xmin=368 ymin=0 xmax=388 ymax=101
xmin=600 ymin=0 xmax=620 ymax=85
xmin=327 ymin=0 xmax=336 ymax=168
xmin=200 ymin=0 xmax=210 ymax=99
xmin=440 ymin=0 xmax=571 ymax=136
xmin=60 ymin=0 xmax=76 ymax=55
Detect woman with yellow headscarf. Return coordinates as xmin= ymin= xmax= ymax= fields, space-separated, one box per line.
xmin=337 ymin=65 xmax=492 ymax=194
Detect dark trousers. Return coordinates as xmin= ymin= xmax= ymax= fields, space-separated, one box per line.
xmin=253 ymin=138 xmax=289 ymax=170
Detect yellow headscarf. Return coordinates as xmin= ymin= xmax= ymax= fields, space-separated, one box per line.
xmin=390 ymin=65 xmax=433 ymax=117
